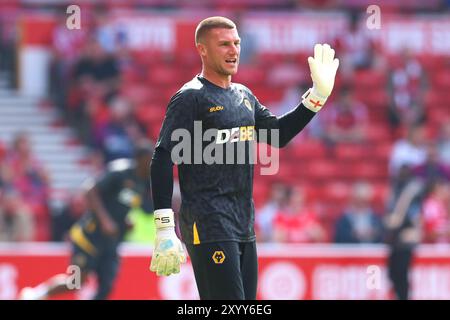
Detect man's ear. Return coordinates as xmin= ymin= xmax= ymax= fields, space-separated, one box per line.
xmin=196 ymin=43 xmax=207 ymax=58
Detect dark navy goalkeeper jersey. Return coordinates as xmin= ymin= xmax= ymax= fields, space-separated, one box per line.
xmin=156 ymin=75 xmax=314 ymax=244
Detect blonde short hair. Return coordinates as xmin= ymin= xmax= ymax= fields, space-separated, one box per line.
xmin=195 ymin=16 xmax=236 ymax=45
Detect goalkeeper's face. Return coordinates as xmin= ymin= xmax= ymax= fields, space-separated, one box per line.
xmin=200 ymin=28 xmax=241 ymax=77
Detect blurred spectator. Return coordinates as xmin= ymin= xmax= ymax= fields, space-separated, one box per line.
xmin=421 ymin=179 xmax=450 ymax=244
xmin=272 ymin=186 xmax=327 ymax=243
xmin=334 ymin=182 xmax=384 ymax=244
xmin=69 ymin=38 xmax=121 ymax=143
xmin=0 ymin=4 xmax=19 ymax=87
xmin=2 ymin=132 xmax=50 ymax=241
xmin=52 ymin=12 xmax=89 ymax=65
xmin=256 ymin=182 xmax=291 ymax=242
xmin=73 ymin=38 xmax=120 ymax=97
xmin=94 ymin=95 xmax=147 ymax=163
xmin=438 ymin=120 xmax=450 ymax=166
xmin=389 ymin=124 xmax=428 ymax=179
xmin=317 ymin=88 xmax=369 ymax=151
xmin=1 ymin=145 xmax=34 ymax=242
xmin=234 ymin=12 xmax=258 ymax=66
xmin=387 ymin=48 xmax=426 ymax=130
xmin=411 ymin=142 xmax=450 ymax=183
xmin=94 ymin=8 xmax=121 ymax=54
xmin=0 ymin=189 xmax=34 ymax=241
xmin=50 ymin=11 xmax=89 ymax=111
xmin=79 ymin=89 xmax=111 ymax=146
xmin=337 ymin=13 xmax=384 ymax=81
xmin=0 ymin=140 xmax=5 ymax=161
xmin=267 ymin=56 xmax=307 ymax=88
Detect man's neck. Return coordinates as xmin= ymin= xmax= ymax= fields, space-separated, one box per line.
xmin=200 ymin=69 xmax=231 ymax=89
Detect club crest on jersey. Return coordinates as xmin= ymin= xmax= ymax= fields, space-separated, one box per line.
xmin=212 ymin=251 xmax=226 ymax=264
xmin=243 ymin=99 xmax=252 ymax=111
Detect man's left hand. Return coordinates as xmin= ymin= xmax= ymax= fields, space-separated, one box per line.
xmin=302 ymin=43 xmax=339 ymax=112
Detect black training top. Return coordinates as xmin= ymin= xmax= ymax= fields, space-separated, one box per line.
xmin=152 ymin=75 xmax=316 ymax=244
xmin=82 ymin=159 xmax=153 ymax=239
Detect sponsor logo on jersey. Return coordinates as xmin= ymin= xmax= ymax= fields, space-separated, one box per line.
xmin=216 ymin=126 xmax=255 ymax=144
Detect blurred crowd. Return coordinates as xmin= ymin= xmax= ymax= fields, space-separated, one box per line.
xmin=0 ymin=3 xmax=450 ymax=246
xmin=0 ymin=133 xmax=51 ymax=241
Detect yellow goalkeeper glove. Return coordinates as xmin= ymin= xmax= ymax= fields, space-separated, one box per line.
xmin=149 ymin=209 xmax=186 ymax=276
xmin=302 ymin=43 xmax=339 ymax=112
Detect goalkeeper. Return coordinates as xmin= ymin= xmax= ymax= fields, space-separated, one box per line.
xmin=149 ymin=16 xmax=339 ymax=300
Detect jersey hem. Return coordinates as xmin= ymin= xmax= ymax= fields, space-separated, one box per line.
xmin=182 ymin=236 xmax=256 ymax=245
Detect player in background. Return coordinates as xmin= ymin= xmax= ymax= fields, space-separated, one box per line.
xmin=18 ymin=140 xmax=154 ymax=300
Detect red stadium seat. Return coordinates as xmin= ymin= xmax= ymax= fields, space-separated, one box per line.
xmin=373 ymin=142 xmax=393 ymax=162
xmin=321 ymin=181 xmax=351 ymax=207
xmin=135 ymin=104 xmax=165 ymax=124
xmin=0 ymin=141 xmax=5 ymax=161
xmin=352 ymin=70 xmax=387 ymax=90
xmin=301 ymin=160 xmax=340 ymax=181
xmin=335 ymin=144 xmax=370 ymax=160
xmin=353 ymin=88 xmax=389 ymax=109
xmin=147 ymin=64 xmax=185 ymax=87
xmin=233 ymin=65 xmax=267 ymax=86
xmin=344 ymin=161 xmax=388 ymax=181
xmin=430 ymin=70 xmax=450 ymax=90
xmin=290 ymin=140 xmax=327 ymax=159
xmin=272 ymin=162 xmax=299 ymax=184
xmin=131 ymin=50 xmax=165 ymax=68
xmin=386 ymin=54 xmax=404 ymax=69
xmin=121 ymin=66 xmax=145 ymax=85
xmin=366 ymin=124 xmax=392 ymax=142
xmin=250 ymin=86 xmax=285 ymax=104
xmin=428 ymin=108 xmax=450 ymax=128
xmin=418 ymin=54 xmax=447 ymax=73
xmin=367 ymin=107 xmax=388 ymax=123
xmin=252 ymin=182 xmax=269 ymax=208
xmin=424 ymin=90 xmax=450 ymax=117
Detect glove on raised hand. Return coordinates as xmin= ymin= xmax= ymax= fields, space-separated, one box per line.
xmin=302 ymin=43 xmax=339 ymax=112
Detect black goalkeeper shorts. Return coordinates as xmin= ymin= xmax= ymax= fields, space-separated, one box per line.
xmin=186 ymin=240 xmax=258 ymax=300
